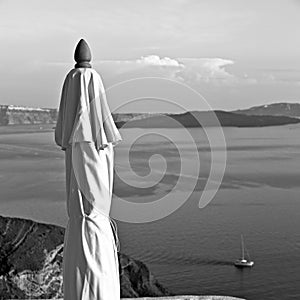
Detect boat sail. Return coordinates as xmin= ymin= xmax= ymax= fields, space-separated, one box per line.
xmin=234 ymin=235 xmax=254 ymax=268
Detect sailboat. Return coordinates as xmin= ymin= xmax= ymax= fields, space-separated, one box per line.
xmin=234 ymin=235 xmax=254 ymax=268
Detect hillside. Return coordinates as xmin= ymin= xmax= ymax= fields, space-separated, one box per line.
xmin=116 ymin=110 xmax=300 ymax=128
xmin=233 ymin=102 xmax=300 ymax=118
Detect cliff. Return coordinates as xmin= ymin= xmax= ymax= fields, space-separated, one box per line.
xmin=0 ymin=215 xmax=169 ymax=299
xmin=0 ymin=105 xmax=57 ymax=126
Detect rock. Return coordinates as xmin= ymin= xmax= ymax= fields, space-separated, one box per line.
xmin=0 ymin=215 xmax=170 ymax=299
xmin=119 ymin=253 xmax=169 ymax=297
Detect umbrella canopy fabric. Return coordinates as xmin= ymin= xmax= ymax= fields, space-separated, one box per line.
xmin=55 ymin=67 xmax=122 ymax=300
xmin=55 ymin=68 xmax=122 ymax=152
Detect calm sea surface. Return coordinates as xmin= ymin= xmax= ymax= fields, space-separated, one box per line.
xmin=0 ymin=124 xmax=299 ymax=299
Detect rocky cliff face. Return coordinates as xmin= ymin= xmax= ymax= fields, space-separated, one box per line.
xmin=0 ymin=215 xmax=170 ymax=299
xmin=0 ymin=105 xmax=57 ymax=126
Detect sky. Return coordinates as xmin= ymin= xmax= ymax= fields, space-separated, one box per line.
xmin=0 ymin=0 xmax=299 ymax=112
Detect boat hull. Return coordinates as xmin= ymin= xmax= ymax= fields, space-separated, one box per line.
xmin=234 ymin=260 xmax=254 ymax=268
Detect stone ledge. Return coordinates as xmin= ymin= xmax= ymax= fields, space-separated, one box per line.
xmin=8 ymin=296 xmax=245 ymax=300
xmin=123 ymin=296 xmax=245 ymax=300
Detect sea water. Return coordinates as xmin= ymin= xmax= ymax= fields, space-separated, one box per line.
xmin=0 ymin=124 xmax=299 ymax=299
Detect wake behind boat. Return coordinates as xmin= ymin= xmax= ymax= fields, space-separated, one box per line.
xmin=234 ymin=235 xmax=254 ymax=268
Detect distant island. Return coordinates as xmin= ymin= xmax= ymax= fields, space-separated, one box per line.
xmin=114 ymin=110 xmax=300 ymax=128
xmin=1 ymin=102 xmax=300 ymax=128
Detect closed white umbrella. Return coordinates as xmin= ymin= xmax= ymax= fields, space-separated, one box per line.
xmin=55 ymin=39 xmax=122 ymax=300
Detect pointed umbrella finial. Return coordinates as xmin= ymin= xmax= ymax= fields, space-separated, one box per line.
xmin=74 ymin=39 xmax=92 ymax=68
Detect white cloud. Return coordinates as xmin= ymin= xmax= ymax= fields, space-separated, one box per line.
xmin=43 ymin=55 xmax=257 ymax=86
xmin=173 ymin=58 xmax=236 ymax=85
xmin=201 ymin=58 xmax=234 ymax=78
xmin=136 ymin=55 xmax=184 ymax=67
xmin=93 ymin=56 xmax=248 ymax=86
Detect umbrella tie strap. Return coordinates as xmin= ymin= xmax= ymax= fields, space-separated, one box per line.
xmin=109 ymin=217 xmax=120 ymax=252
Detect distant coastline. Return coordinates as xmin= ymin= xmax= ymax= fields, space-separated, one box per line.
xmin=1 ymin=102 xmax=300 ymax=128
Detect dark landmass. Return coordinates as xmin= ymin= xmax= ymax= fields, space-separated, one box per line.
xmin=1 ymin=103 xmax=300 ymax=129
xmin=115 ymin=110 xmax=300 ymax=128
xmin=233 ymin=102 xmax=300 ymax=118
xmin=0 ymin=215 xmax=170 ymax=299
